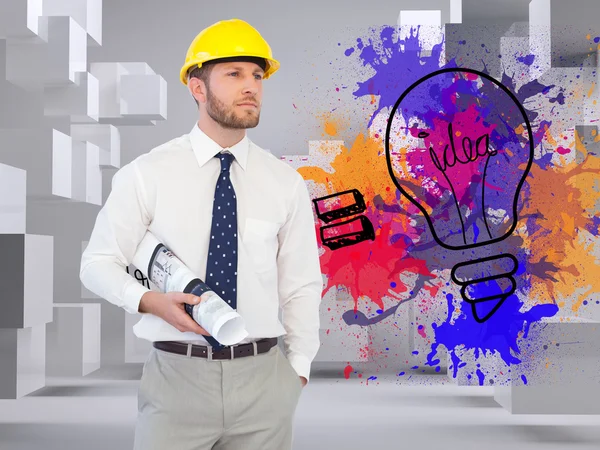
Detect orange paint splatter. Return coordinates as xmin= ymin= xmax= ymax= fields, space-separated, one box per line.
xmin=324 ymin=121 xmax=337 ymax=136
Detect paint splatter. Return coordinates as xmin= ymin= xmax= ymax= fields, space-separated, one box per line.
xmin=344 ymin=364 xmax=353 ymax=379
xmin=292 ymin=24 xmax=600 ymax=382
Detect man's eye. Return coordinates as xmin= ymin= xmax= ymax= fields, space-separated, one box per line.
xmin=255 ymin=74 xmax=263 ymax=80
xmin=229 ymin=72 xmax=238 ymax=77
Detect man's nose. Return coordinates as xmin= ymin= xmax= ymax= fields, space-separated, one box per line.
xmin=242 ymin=78 xmax=260 ymax=95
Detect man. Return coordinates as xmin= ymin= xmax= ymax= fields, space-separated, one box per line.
xmin=80 ymin=18 xmax=323 ymax=450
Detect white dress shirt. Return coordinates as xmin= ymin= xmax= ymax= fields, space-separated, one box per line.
xmin=80 ymin=123 xmax=323 ymax=380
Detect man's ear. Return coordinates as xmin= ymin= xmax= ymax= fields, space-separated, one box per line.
xmin=188 ymin=78 xmax=207 ymax=105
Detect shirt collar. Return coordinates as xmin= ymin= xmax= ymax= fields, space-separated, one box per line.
xmin=189 ymin=122 xmax=248 ymax=171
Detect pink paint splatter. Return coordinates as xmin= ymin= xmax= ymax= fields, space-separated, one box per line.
xmin=557 ymin=146 xmax=571 ymax=155
xmin=417 ymin=324 xmax=427 ymax=339
xmin=344 ymin=364 xmax=353 ymax=379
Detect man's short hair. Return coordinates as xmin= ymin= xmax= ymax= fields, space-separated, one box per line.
xmin=188 ymin=64 xmax=214 ymax=107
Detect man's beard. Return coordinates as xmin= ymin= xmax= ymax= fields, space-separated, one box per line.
xmin=206 ymin=89 xmax=260 ymax=129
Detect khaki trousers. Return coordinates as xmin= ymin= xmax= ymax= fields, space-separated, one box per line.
xmin=133 ymin=343 xmax=303 ymax=450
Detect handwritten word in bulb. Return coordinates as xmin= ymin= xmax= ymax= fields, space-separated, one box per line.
xmin=421 ymin=123 xmax=497 ymax=173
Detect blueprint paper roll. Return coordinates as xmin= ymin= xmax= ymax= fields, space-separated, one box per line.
xmin=131 ymin=231 xmax=248 ymax=345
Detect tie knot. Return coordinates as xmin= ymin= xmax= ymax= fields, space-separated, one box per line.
xmin=216 ymin=152 xmax=234 ymax=172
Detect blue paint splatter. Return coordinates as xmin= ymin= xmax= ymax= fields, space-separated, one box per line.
xmin=427 ymin=289 xmax=559 ymax=378
xmin=476 ymin=369 xmax=485 ymax=386
xmin=521 ymin=374 xmax=528 ymax=385
xmin=345 ymin=25 xmax=452 ymax=127
xmin=517 ymin=54 xmax=535 ymax=66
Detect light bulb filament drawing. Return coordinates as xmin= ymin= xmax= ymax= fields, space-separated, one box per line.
xmin=385 ymin=67 xmax=534 ymax=323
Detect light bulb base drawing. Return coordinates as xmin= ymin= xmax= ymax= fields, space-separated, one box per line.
xmin=450 ymin=254 xmax=518 ymax=323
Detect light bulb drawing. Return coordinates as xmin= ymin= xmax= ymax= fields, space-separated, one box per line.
xmin=384 ymin=68 xmax=534 ymax=323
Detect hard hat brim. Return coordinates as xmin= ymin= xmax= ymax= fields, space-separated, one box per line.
xmin=180 ymin=55 xmax=280 ymax=85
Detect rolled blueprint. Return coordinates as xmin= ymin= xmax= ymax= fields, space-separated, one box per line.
xmin=131 ymin=231 xmax=248 ymax=346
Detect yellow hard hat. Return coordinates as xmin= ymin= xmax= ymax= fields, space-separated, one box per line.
xmin=180 ymin=18 xmax=280 ymax=85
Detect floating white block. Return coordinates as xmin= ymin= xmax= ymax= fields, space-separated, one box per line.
xmin=314 ymin=327 xmax=370 ymax=362
xmin=70 ymin=124 xmax=121 ymax=169
xmin=0 ymin=234 xmax=54 ymax=329
xmin=314 ymin=288 xmax=370 ymax=363
xmin=0 ymin=127 xmax=97 ymax=203
xmin=499 ymin=36 xmax=532 ymax=89
xmin=449 ymin=0 xmax=462 ymax=24
xmin=399 ymin=10 xmax=442 ymax=26
xmin=529 ymin=0 xmax=551 ymax=79
xmin=0 ymin=0 xmax=45 ymax=40
xmin=120 ymin=62 xmax=155 ymax=75
xmin=71 ymin=140 xmax=87 ymax=202
xmin=398 ymin=10 xmax=443 ymax=57
xmin=0 ymin=325 xmax=47 ymax=399
xmin=6 ymin=16 xmax=87 ymax=90
xmin=46 ymin=303 xmax=101 ymax=377
xmin=411 ymin=286 xmax=448 ymax=371
xmin=494 ymin=318 xmax=600 ymax=414
xmin=90 ymin=62 xmax=166 ymax=125
xmin=69 ymin=140 xmax=101 ymax=204
xmin=44 ymin=71 xmax=100 ymax=122
xmin=0 ymin=40 xmax=46 ymax=129
xmin=0 ymin=164 xmax=27 ymax=234
xmin=120 ymin=74 xmax=168 ymax=120
xmin=125 ymin=312 xmax=152 ymax=363
xmin=51 ymin=128 xmax=75 ymax=199
xmin=80 ymin=240 xmax=102 ymax=299
xmin=85 ymin=141 xmax=102 ymax=205
xmin=42 ymin=0 xmax=102 ymax=45
xmin=90 ymin=62 xmax=126 ymax=120
xmin=446 ymin=350 xmax=507 ymax=386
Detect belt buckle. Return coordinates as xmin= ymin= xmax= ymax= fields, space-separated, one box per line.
xmin=207 ymin=345 xmax=213 ymax=361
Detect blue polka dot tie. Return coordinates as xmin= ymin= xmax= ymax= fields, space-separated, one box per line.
xmin=203 ymin=152 xmax=238 ymax=347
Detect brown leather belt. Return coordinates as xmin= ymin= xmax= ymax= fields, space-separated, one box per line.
xmin=152 ymin=337 xmax=278 ymax=360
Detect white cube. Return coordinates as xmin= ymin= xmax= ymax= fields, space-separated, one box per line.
xmin=46 ymin=303 xmax=101 ymax=377
xmin=90 ymin=61 xmax=167 ymax=125
xmin=0 ymin=164 xmax=27 ymax=234
xmin=44 ymin=71 xmax=100 ymax=122
xmin=529 ymin=0 xmax=551 ymax=79
xmin=5 ymin=16 xmax=87 ymax=90
xmin=0 ymin=325 xmax=47 ymax=399
xmin=125 ymin=312 xmax=152 ymax=363
xmin=70 ymin=124 xmax=121 ymax=169
xmin=494 ymin=318 xmax=600 ymax=414
xmin=120 ymin=74 xmax=168 ymax=120
xmin=0 ymin=127 xmax=101 ymax=203
xmin=0 ymin=234 xmax=54 ymax=329
xmin=42 ymin=0 xmax=102 ymax=45
xmin=0 ymin=0 xmax=45 ymax=40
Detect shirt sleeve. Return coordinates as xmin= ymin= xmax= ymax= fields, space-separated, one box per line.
xmin=80 ymin=159 xmax=153 ymax=314
xmin=277 ymin=174 xmax=323 ymax=382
